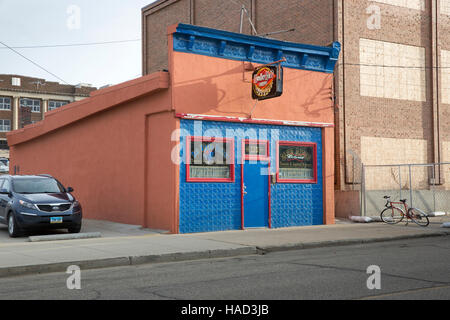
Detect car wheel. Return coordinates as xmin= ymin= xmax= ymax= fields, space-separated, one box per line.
xmin=7 ymin=213 xmax=22 ymax=238
xmin=68 ymin=224 xmax=81 ymax=234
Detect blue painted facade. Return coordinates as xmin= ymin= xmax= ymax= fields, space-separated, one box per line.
xmin=173 ymin=24 xmax=341 ymax=74
xmin=179 ymin=120 xmax=323 ymax=234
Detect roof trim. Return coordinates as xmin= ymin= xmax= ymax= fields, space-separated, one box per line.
xmin=171 ymin=24 xmax=341 ymax=74
xmin=7 ymin=72 xmax=170 ymax=146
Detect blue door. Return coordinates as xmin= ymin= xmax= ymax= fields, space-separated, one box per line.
xmin=243 ymin=160 xmax=269 ymax=228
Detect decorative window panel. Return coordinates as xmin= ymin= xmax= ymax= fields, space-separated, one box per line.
xmin=441 ymin=49 xmax=450 ymax=104
xmin=372 ymin=0 xmax=425 ymax=10
xmin=441 ymin=0 xmax=450 ymax=15
xmin=360 ymin=38 xmax=426 ymax=102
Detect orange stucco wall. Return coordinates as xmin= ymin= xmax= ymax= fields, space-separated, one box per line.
xmin=8 ymin=75 xmax=177 ymax=231
xmin=145 ymin=112 xmax=179 ymax=232
xmin=170 ymin=51 xmax=334 ymax=125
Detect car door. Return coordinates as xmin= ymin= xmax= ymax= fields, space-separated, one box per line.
xmin=0 ymin=178 xmax=6 ymax=222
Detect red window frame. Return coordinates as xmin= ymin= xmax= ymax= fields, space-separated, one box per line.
xmin=241 ymin=139 xmax=270 ymax=162
xmin=186 ymin=136 xmax=235 ymax=183
xmin=276 ymin=141 xmax=317 ymax=184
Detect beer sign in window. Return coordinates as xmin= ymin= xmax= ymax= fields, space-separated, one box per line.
xmin=277 ymin=141 xmax=317 ymax=183
xmin=186 ymin=137 xmax=235 ymax=182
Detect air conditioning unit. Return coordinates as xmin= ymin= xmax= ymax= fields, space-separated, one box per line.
xmin=11 ymin=77 xmax=21 ymax=86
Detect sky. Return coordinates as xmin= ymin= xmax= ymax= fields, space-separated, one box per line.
xmin=0 ymin=0 xmax=157 ymax=88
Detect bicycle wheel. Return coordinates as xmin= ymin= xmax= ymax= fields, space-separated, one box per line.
xmin=408 ymin=208 xmax=430 ymax=227
xmin=380 ymin=206 xmax=404 ymax=224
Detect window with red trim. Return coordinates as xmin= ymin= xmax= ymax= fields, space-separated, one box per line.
xmin=186 ymin=136 xmax=235 ymax=182
xmin=276 ymin=141 xmax=317 ymax=183
xmin=242 ymin=139 xmax=270 ymax=161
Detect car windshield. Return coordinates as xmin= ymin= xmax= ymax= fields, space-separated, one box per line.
xmin=12 ymin=178 xmax=65 ymax=194
xmin=0 ymin=159 xmax=8 ymax=166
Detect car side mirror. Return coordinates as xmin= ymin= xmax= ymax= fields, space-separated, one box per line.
xmin=0 ymin=189 xmax=11 ymax=197
xmin=67 ymin=187 xmax=74 ymax=193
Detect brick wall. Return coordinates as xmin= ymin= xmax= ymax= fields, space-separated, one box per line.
xmin=142 ymin=0 xmax=334 ymax=75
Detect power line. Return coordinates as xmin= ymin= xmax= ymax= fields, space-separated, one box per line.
xmin=0 ymin=39 xmax=141 ymax=50
xmin=0 ymin=40 xmax=69 ymax=84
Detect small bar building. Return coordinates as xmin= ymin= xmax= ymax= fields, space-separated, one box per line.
xmin=7 ymin=24 xmax=340 ymax=234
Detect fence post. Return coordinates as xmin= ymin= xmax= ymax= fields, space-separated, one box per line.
xmin=432 ymin=164 xmax=436 ymax=212
xmin=361 ymin=164 xmax=366 ymax=217
xmin=398 ymin=165 xmax=402 ymax=200
xmin=409 ymin=165 xmax=413 ymax=208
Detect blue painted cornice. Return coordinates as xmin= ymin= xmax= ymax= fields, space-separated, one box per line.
xmin=173 ymin=23 xmax=341 ymax=74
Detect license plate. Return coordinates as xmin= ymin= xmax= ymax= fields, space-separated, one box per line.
xmin=50 ymin=217 xmax=63 ymax=224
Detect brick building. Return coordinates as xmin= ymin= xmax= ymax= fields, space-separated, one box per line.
xmin=0 ymin=74 xmax=96 ymax=156
xmin=142 ymin=0 xmax=450 ymax=216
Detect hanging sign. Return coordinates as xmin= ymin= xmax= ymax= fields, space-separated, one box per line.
xmin=252 ymin=64 xmax=283 ymax=101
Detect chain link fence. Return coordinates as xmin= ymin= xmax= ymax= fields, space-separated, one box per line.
xmin=361 ymin=163 xmax=450 ymax=217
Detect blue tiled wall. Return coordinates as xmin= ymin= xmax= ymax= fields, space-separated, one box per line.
xmin=179 ymin=120 xmax=323 ymax=233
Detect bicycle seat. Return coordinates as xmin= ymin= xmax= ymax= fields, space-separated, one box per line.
xmin=400 ymin=199 xmax=407 ymax=203
xmin=384 ymin=196 xmax=391 ymax=199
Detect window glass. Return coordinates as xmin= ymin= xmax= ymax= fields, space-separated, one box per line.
xmin=0 ymin=120 xmax=11 ymax=132
xmin=278 ymin=143 xmax=316 ymax=182
xmin=2 ymin=179 xmax=10 ymax=192
xmin=20 ymin=98 xmax=41 ymax=112
xmin=12 ymin=178 xmax=65 ymax=194
xmin=0 ymin=97 xmax=11 ymax=110
xmin=244 ymin=141 xmax=268 ymax=158
xmin=48 ymin=100 xmax=68 ymax=111
xmin=187 ymin=138 xmax=234 ymax=181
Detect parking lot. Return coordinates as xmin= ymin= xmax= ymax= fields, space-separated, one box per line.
xmin=0 ymin=219 xmax=163 ymax=243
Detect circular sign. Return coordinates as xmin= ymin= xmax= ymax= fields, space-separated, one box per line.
xmin=252 ymin=67 xmax=277 ymax=98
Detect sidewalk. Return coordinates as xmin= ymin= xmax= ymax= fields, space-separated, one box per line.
xmin=0 ymin=217 xmax=449 ymax=278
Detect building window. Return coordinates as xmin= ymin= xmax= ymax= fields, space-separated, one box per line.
xmin=276 ymin=141 xmax=317 ymax=184
xmin=20 ymin=98 xmax=41 ymax=113
xmin=441 ymin=0 xmax=450 ymax=15
xmin=0 ymin=120 xmax=11 ymax=132
xmin=0 ymin=97 xmax=11 ymax=111
xmin=186 ymin=136 xmax=235 ymax=182
xmin=0 ymin=140 xmax=8 ymax=150
xmin=359 ymin=38 xmax=426 ymax=102
xmin=441 ymin=49 xmax=450 ymax=104
xmin=242 ymin=139 xmax=270 ymax=161
xmin=48 ymin=100 xmax=69 ymax=111
xmin=372 ymin=0 xmax=425 ymax=10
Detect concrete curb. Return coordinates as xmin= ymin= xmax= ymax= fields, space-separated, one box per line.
xmin=28 ymin=232 xmax=102 ymax=242
xmin=257 ymin=230 xmax=450 ymax=253
xmin=0 ymin=247 xmax=258 ymax=278
xmin=1 ymin=231 xmax=448 ymax=278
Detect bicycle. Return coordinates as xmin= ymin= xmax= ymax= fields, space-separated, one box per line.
xmin=380 ymin=196 xmax=429 ymax=227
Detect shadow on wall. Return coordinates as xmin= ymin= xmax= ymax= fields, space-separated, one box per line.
xmin=174 ymin=63 xmax=333 ymax=118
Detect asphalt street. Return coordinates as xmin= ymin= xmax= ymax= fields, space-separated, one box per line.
xmin=0 ymin=237 xmax=448 ymax=300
